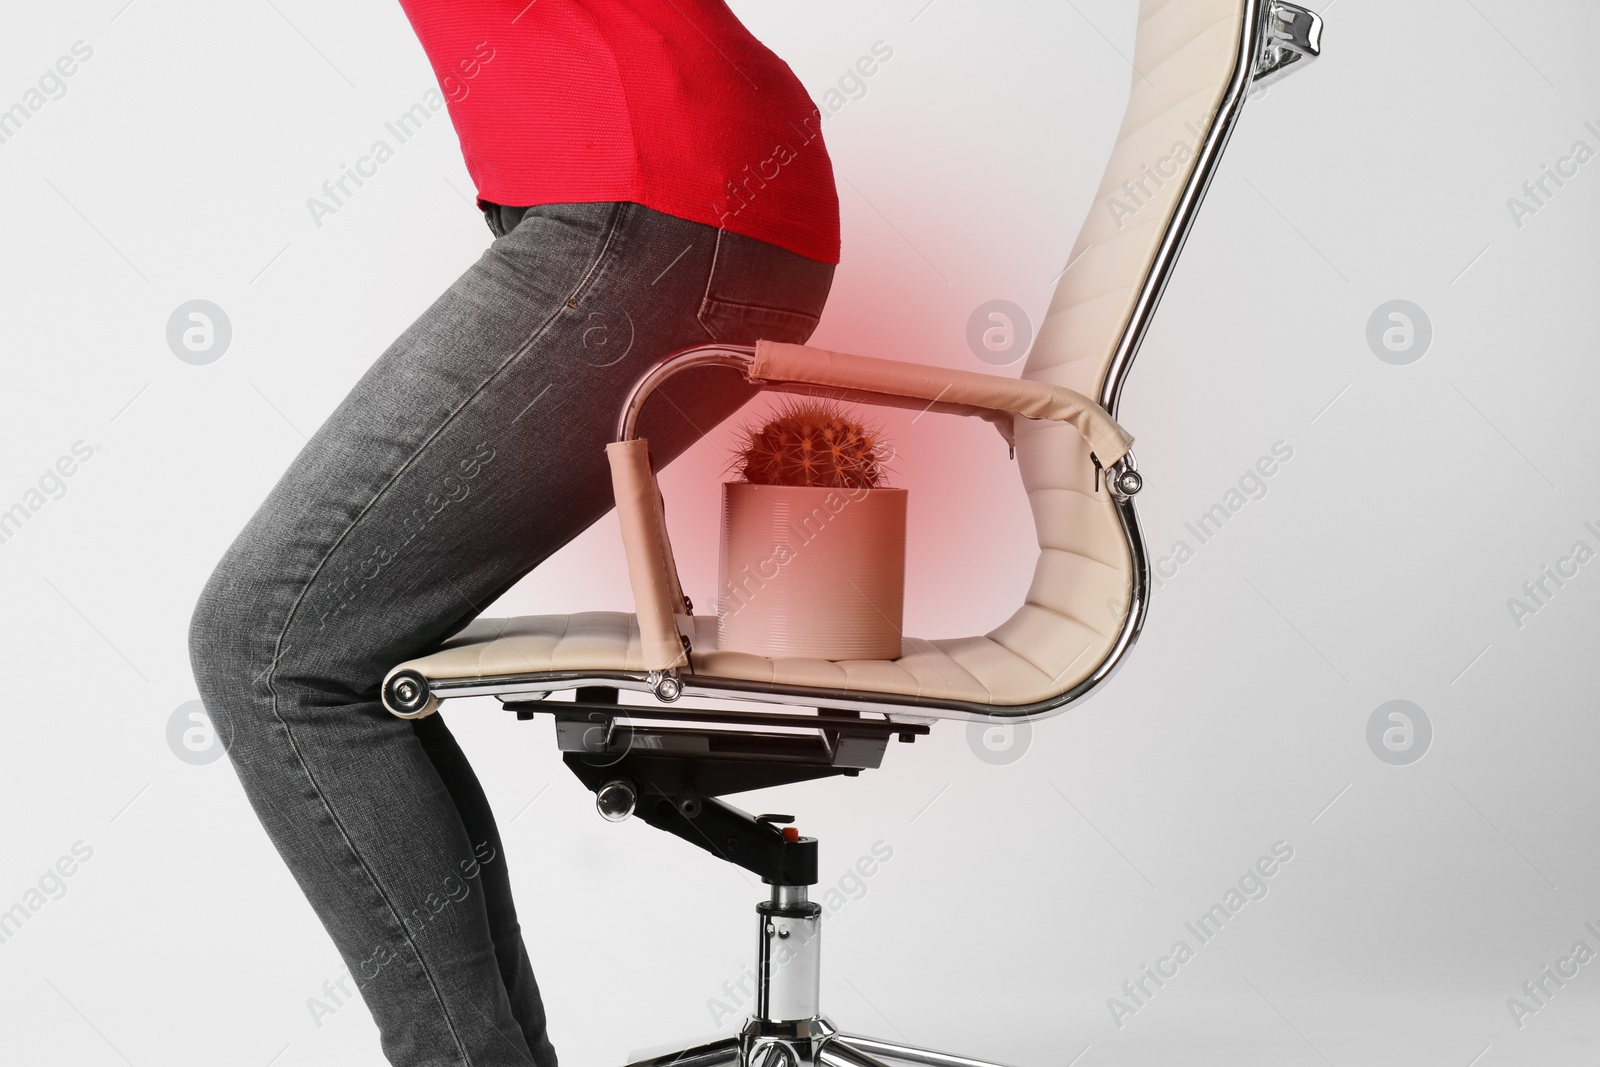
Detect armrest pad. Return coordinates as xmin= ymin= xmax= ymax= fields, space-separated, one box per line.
xmin=606 ymin=437 xmax=690 ymax=672
xmin=750 ymin=340 xmax=1133 ymax=466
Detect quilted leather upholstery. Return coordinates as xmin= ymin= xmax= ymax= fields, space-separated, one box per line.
xmin=994 ymin=0 xmax=1248 ymax=696
xmin=395 ymin=609 xmax=1115 ymax=706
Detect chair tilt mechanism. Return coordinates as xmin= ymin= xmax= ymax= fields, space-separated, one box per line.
xmin=547 ymin=684 xmax=928 ymax=886
xmin=382 ymin=2 xmax=1322 ymax=1064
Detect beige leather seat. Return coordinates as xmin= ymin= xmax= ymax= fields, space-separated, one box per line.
xmin=387 ymin=611 xmax=1076 ymax=706
xmin=383 ymin=0 xmax=1322 ymax=722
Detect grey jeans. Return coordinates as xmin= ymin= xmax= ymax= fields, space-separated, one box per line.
xmin=188 ymin=200 xmax=833 ymax=1066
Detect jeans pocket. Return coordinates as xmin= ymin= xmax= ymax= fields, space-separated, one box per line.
xmin=698 ymin=297 xmax=822 ymax=346
xmin=696 ymin=229 xmax=832 ymax=346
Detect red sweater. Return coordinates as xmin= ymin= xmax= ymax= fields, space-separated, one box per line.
xmin=397 ymin=0 xmax=840 ymax=264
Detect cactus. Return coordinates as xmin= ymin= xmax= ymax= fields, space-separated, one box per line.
xmin=726 ymin=395 xmax=892 ymax=489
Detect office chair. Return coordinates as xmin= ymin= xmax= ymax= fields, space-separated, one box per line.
xmin=382 ymin=2 xmax=1322 ymax=1064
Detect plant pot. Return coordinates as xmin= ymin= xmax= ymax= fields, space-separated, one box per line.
xmin=717 ymin=482 xmax=907 ymax=660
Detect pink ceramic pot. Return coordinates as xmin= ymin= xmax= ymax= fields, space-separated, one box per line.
xmin=717 ymin=482 xmax=907 ymax=660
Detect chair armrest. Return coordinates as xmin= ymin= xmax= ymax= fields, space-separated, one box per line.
xmin=604 ymin=341 xmax=1137 ymax=678
xmin=606 ymin=437 xmax=690 ymax=672
xmin=749 ymin=340 xmax=1133 ymax=467
xmin=756 ymin=380 xmax=1022 ymax=453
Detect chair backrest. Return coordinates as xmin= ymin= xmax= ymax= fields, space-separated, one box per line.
xmin=988 ymin=0 xmax=1271 ymax=714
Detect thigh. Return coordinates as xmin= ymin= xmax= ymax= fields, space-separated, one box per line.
xmin=216 ymin=201 xmax=833 ymax=711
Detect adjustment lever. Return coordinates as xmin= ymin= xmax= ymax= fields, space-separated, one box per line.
xmin=756 ymin=813 xmax=802 ymax=843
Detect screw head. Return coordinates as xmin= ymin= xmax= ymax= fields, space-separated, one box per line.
xmin=387 ymin=672 xmax=432 ymax=715
xmin=1115 ymin=469 xmax=1143 ymax=496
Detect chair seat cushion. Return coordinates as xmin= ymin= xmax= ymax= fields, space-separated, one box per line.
xmin=396 ymin=609 xmax=1111 ymax=707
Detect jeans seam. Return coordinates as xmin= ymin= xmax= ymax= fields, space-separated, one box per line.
xmin=563 ymin=202 xmax=628 ymax=303
xmin=694 ymin=227 xmax=731 ymax=336
xmin=257 ymin=200 xmax=629 ymax=1067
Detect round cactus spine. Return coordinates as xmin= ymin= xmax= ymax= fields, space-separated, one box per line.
xmin=726 ymin=395 xmax=892 ymax=489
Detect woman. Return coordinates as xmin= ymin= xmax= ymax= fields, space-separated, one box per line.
xmin=187 ymin=3 xmax=837 ymax=1064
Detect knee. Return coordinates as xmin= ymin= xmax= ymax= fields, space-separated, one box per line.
xmin=189 ymin=537 xmax=388 ymax=727
xmin=187 ymin=563 xmax=235 ymax=711
xmin=187 ymin=551 xmax=274 ymax=728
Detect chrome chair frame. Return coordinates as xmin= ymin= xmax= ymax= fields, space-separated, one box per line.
xmin=381 ymin=4 xmax=1322 ymax=1066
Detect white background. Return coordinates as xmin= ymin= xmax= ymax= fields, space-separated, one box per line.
xmin=2 ymin=1 xmax=1598 ymax=1065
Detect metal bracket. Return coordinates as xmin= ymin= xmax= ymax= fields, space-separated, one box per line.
xmin=1253 ymin=1 xmax=1323 ymax=87
xmin=651 ymin=667 xmax=684 ymax=702
xmin=1106 ymin=450 xmax=1143 ymax=500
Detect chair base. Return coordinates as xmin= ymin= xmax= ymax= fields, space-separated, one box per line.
xmin=624 ymin=1017 xmax=1019 ymax=1067
xmin=619 ymin=883 xmax=1018 ymax=1067
xmin=533 ymin=691 xmax=1020 ymax=1067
